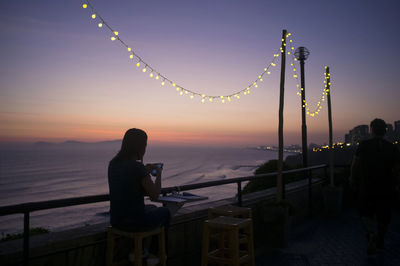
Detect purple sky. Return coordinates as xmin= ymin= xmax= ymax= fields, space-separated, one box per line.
xmin=0 ymin=0 xmax=399 ymax=146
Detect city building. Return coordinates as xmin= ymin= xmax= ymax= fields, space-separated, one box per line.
xmin=347 ymin=125 xmax=369 ymax=144
xmin=395 ymin=120 xmax=400 ymax=136
xmin=345 ymin=120 xmax=400 ymax=145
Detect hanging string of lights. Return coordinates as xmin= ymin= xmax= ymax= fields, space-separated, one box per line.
xmin=82 ymin=1 xmax=283 ymax=103
xmin=286 ymin=34 xmax=330 ymax=117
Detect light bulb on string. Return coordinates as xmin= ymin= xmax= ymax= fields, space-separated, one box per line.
xmin=82 ymin=3 xmax=289 ymax=104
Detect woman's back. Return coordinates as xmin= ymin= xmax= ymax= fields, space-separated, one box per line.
xmin=108 ymin=159 xmax=147 ymax=225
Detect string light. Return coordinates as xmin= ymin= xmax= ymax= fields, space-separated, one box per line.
xmin=82 ymin=0 xmax=282 ymax=104
xmin=287 ymin=33 xmax=329 ymax=117
xmin=83 ymin=3 xmax=332 ymax=108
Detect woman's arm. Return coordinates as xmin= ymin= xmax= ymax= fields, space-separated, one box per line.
xmin=141 ymin=171 xmax=161 ymax=201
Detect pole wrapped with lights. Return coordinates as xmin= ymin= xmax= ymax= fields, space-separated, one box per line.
xmin=82 ymin=1 xmax=282 ymax=104
xmin=286 ymin=34 xmax=330 ymax=117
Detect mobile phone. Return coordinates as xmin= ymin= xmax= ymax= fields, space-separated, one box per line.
xmin=151 ymin=163 xmax=163 ymax=175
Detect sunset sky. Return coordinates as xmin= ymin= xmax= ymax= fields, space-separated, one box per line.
xmin=1 ymin=0 xmax=399 ymax=147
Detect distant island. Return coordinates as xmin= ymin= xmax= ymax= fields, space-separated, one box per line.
xmin=34 ymin=140 xmax=122 ymax=147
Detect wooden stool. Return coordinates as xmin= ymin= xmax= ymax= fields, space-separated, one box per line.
xmin=201 ymin=216 xmax=255 ymax=266
xmin=106 ymin=226 xmax=166 ymax=266
xmin=208 ymin=205 xmax=252 ymax=219
xmin=208 ymin=205 xmax=252 ymax=251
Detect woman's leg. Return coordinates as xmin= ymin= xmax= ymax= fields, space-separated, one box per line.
xmin=143 ymin=207 xmax=171 ymax=255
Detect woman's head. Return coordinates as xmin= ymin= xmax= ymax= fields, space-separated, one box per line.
xmin=113 ymin=128 xmax=148 ymax=162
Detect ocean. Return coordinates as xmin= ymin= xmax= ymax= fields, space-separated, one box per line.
xmin=0 ymin=142 xmax=284 ymax=235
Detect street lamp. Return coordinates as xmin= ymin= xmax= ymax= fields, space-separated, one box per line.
xmin=294 ymin=47 xmax=310 ymax=168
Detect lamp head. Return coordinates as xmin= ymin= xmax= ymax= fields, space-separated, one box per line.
xmin=294 ymin=47 xmax=310 ymax=61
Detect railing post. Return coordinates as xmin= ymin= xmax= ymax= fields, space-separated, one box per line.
xmin=23 ymin=212 xmax=30 ymax=266
xmin=308 ymin=169 xmax=313 ymax=218
xmin=237 ymin=181 xmax=242 ymax=206
xmin=282 ymin=173 xmax=286 ymax=200
xmin=324 ymin=165 xmax=329 ymax=184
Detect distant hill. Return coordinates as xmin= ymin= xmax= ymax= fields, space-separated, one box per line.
xmin=34 ymin=139 xmax=122 ymax=147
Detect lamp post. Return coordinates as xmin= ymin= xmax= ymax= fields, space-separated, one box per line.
xmin=294 ymin=47 xmax=310 ymax=168
xmin=295 ymin=46 xmax=311 ymax=217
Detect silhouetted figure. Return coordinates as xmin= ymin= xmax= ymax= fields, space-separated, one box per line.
xmin=108 ymin=128 xmax=170 ymax=260
xmin=350 ymin=118 xmax=400 ymax=255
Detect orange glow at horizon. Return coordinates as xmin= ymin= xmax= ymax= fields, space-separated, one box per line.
xmin=1 ymin=1 xmax=399 ymax=147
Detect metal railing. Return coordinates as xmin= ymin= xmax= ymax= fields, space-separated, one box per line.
xmin=0 ymin=164 xmax=328 ymax=266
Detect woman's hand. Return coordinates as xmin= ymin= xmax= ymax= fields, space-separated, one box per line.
xmin=145 ymin=163 xmax=163 ymax=177
xmin=142 ymin=165 xmax=163 ymax=201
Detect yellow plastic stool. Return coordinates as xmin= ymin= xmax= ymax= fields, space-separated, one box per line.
xmin=201 ymin=216 xmax=255 ymax=266
xmin=106 ymin=226 xmax=166 ymax=266
xmin=208 ymin=205 xmax=252 ymax=219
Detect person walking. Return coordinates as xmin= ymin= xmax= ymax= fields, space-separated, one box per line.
xmin=350 ymin=118 xmax=400 ymax=255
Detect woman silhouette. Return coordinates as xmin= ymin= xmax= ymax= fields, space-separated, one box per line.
xmin=108 ymin=128 xmax=170 ymax=232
